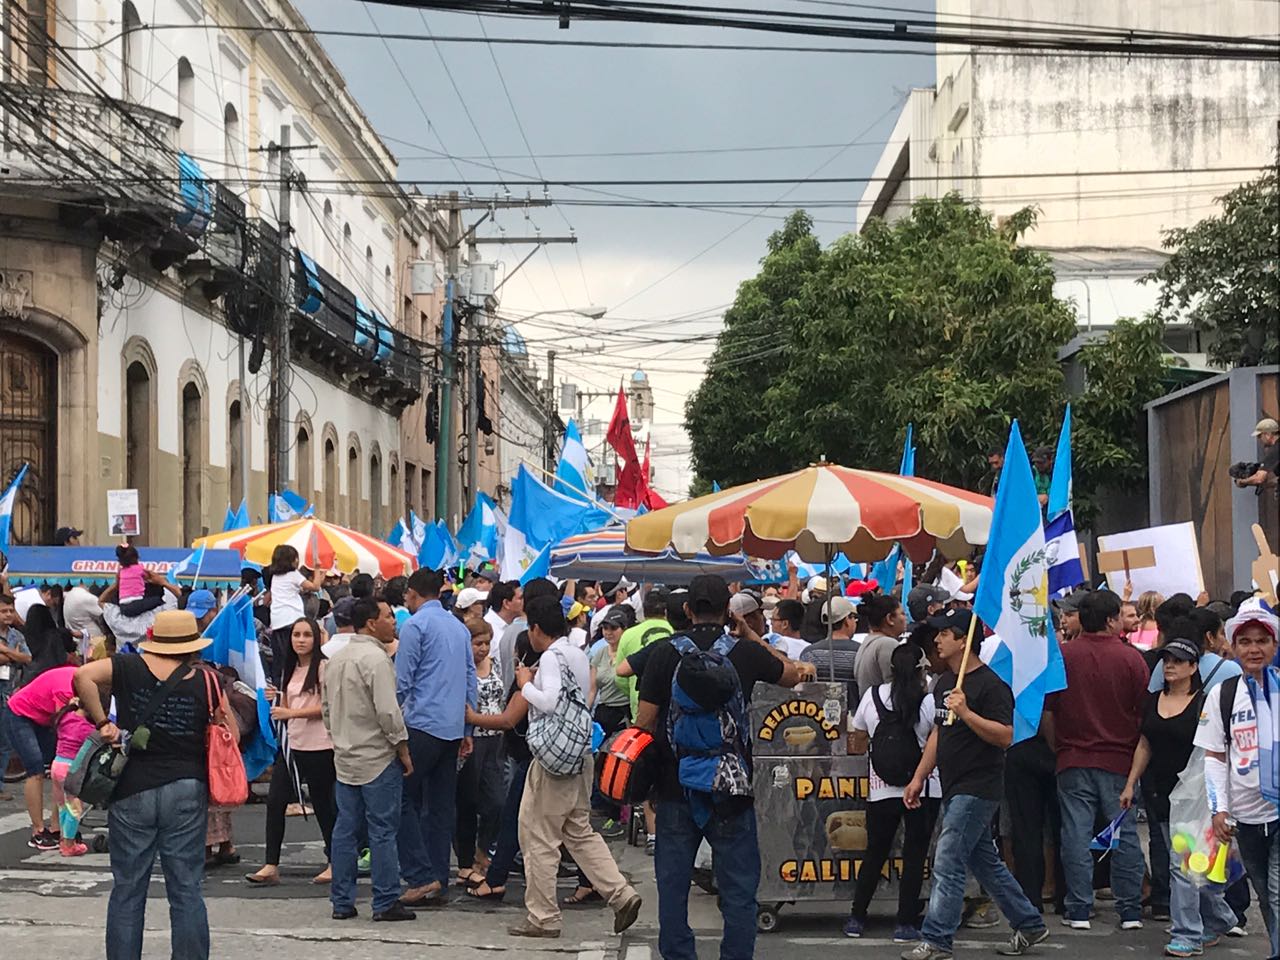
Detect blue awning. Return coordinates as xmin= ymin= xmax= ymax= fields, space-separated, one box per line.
xmin=4 ymin=546 xmax=244 ymax=589
xmin=176 ymin=152 xmax=212 ymax=235
xmin=296 ymin=250 xmax=323 ymax=314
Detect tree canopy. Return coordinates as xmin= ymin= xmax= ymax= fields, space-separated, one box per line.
xmin=686 ymin=196 xmax=1169 ymax=518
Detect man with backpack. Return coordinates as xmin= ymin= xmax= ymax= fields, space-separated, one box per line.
xmin=902 ymin=608 xmax=1048 ymax=959
xmin=615 ymin=588 xmax=672 ymax=717
xmin=510 ymin=596 xmax=643 ymax=940
xmin=1194 ymin=602 xmax=1280 ymax=960
xmin=634 ymin=575 xmax=813 ymax=960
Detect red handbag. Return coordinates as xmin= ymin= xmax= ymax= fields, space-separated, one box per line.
xmin=201 ymin=669 xmax=249 ymax=807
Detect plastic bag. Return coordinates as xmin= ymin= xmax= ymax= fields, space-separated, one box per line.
xmin=1168 ymin=748 xmax=1242 ymax=887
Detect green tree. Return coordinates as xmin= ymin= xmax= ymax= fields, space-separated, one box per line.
xmin=1149 ymin=162 xmax=1280 ymax=366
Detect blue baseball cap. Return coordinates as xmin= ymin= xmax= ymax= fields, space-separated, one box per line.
xmin=185 ymin=589 xmax=217 ymax=619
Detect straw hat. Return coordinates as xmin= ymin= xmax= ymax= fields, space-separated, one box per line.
xmin=139 ymin=610 xmax=213 ymax=656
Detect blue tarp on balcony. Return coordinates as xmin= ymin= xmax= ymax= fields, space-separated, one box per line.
xmin=176 ymin=152 xmax=212 ymax=235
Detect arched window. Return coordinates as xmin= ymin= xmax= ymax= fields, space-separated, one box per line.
xmin=385 ymin=265 xmax=394 ymax=318
xmin=121 ymin=2 xmax=142 ymax=100
xmin=369 ymin=453 xmax=382 ymax=539
xmin=182 ymin=382 xmax=204 ymax=544
xmin=365 ymin=246 xmax=375 ymax=294
xmin=342 ymin=223 xmax=353 ymax=284
xmin=346 ymin=446 xmax=360 ymax=529
xmin=125 ymin=361 xmax=152 ymax=544
xmin=228 ymin=399 xmax=243 ymax=505
xmin=321 ymin=200 xmax=334 ymax=271
xmin=177 ymin=58 xmax=195 ymax=153
xmin=388 ymin=460 xmax=399 ymax=525
xmin=323 ymin=438 xmax=337 ymax=520
xmin=223 ymin=103 xmax=240 ymax=176
xmin=295 ymin=426 xmax=312 ymax=504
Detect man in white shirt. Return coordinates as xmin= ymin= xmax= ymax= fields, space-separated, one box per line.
xmin=483 ymin=580 xmax=523 ymax=672
xmin=1196 ymin=603 xmax=1280 ymax=960
xmin=769 ymin=598 xmax=811 ymax=660
xmin=510 ymin=595 xmax=642 ymax=940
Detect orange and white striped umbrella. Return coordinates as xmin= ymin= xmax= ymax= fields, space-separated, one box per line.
xmin=193 ymin=519 xmax=416 ymax=579
xmin=625 ymin=463 xmax=993 ymax=563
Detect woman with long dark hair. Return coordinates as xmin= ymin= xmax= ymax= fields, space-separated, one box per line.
xmin=845 ymin=641 xmax=941 ymax=942
xmin=20 ymin=604 xmax=74 ymax=681
xmin=245 ymin=617 xmax=337 ymax=886
xmin=262 ymin=546 xmax=324 ymax=685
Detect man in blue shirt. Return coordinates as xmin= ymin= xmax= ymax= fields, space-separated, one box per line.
xmin=396 ymin=568 xmax=477 ymax=906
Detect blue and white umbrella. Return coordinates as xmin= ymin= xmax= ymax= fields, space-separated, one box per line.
xmin=550 ymin=525 xmax=767 ymax=583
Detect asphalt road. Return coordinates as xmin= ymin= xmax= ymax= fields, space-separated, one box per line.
xmin=0 ymin=791 xmax=1269 ymax=960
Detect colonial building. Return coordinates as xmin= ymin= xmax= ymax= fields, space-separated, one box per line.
xmin=0 ymin=0 xmax=434 ymax=546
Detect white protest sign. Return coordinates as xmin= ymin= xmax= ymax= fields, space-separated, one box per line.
xmin=1097 ymin=521 xmax=1204 ymax=599
xmin=107 ymin=489 xmax=141 ymax=537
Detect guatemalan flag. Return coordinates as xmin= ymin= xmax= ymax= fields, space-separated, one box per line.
xmin=554 ymin=419 xmax=591 ymax=502
xmin=0 ymin=463 xmax=29 ymax=550
xmin=1045 ymin=405 xmax=1085 ymax=597
xmin=201 ymin=592 xmax=277 ymax=780
xmin=268 ymin=488 xmax=312 ymax=523
xmin=974 ymin=421 xmax=1067 ymax=744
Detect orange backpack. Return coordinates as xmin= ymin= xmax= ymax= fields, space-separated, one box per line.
xmin=596 ymin=727 xmax=657 ymax=805
xmin=202 ymin=669 xmax=249 ymax=807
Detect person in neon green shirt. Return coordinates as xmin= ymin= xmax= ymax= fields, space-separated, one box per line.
xmin=614 ymin=589 xmax=672 ymax=717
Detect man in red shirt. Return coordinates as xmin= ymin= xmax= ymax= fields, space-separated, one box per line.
xmin=1048 ymin=590 xmax=1150 ymax=932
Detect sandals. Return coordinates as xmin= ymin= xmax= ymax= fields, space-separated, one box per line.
xmin=467 ymin=882 xmax=506 ymax=901
xmin=562 ymin=887 xmax=603 ymax=906
xmin=455 ymin=869 xmax=481 ymax=888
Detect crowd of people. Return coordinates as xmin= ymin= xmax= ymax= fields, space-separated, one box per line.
xmin=1 ymin=517 xmax=1278 ymax=960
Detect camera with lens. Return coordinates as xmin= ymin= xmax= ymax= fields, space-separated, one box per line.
xmin=1229 ymin=461 xmax=1264 ymax=481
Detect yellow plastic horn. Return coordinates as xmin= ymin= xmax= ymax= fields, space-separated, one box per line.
xmin=1207 ymin=842 xmax=1230 ymax=884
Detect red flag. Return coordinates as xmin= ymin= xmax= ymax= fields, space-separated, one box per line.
xmin=640 ymin=437 xmax=668 ymax=510
xmin=607 ymin=386 xmax=645 ymax=508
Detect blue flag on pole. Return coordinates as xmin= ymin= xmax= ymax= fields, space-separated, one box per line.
xmin=973 ymin=421 xmax=1068 ymax=744
xmin=1045 ymin=405 xmax=1085 ymax=597
xmin=268 ymin=489 xmax=312 ymax=523
xmin=167 ymin=545 xmax=206 ymax=585
xmin=554 ymin=420 xmax=592 ymax=502
xmin=0 ymin=463 xmax=29 ymax=550
xmin=457 ymin=493 xmax=499 ymax=565
xmin=419 ymin=520 xmax=459 ymax=571
xmin=201 ymin=593 xmax=277 ymax=780
xmin=871 ymin=425 xmax=916 ymax=593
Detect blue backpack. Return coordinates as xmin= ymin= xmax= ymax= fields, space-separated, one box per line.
xmin=667 ymin=633 xmax=753 ymax=824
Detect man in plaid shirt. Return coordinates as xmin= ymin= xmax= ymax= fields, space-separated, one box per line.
xmin=509 ymin=595 xmax=643 ymax=939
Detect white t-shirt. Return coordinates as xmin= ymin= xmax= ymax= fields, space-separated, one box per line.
xmin=521 ymin=637 xmax=590 ymax=723
xmin=567 ymin=626 xmax=589 ymax=651
xmin=767 ymin=633 xmax=810 ymax=660
xmin=851 ymin=682 xmax=941 ymax=802
xmin=269 ymin=569 xmax=307 ymax=631
xmin=1194 ymin=677 xmax=1279 ymax=825
xmin=484 ymin=608 xmax=509 ymax=641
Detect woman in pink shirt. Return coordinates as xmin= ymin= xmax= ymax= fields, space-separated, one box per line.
xmin=1127 ymin=590 xmax=1164 ymax=651
xmin=244 ymin=617 xmax=336 ymax=886
xmin=5 ymin=664 xmax=76 ymax=849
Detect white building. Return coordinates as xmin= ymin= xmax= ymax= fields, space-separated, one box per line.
xmin=0 ymin=0 xmax=430 ymax=545
xmin=855 ymin=0 xmax=1279 ymax=355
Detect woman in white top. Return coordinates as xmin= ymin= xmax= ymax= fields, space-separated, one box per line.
xmin=262 ymin=545 xmax=324 ymax=685
xmin=846 ymin=642 xmax=942 ymax=942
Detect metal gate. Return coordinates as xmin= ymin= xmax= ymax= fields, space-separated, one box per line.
xmin=0 ymin=333 xmax=57 ymax=546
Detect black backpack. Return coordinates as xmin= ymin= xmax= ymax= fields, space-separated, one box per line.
xmin=869 ymin=686 xmax=923 ymax=787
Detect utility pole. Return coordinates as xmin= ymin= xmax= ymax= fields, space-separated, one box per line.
xmin=545 ymin=349 xmax=557 ymax=473
xmin=266 ymin=126 xmax=292 ymax=498
xmin=464 ymin=297 xmax=481 ymax=506
xmin=435 ymin=193 xmax=461 ymax=526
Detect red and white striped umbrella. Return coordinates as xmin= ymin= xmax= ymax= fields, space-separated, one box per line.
xmin=626 ymin=463 xmax=993 ymax=563
xmin=194 ymin=519 xmax=416 ymax=579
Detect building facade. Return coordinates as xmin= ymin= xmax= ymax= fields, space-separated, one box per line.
xmin=855 ymin=0 xmax=1279 ymax=350
xmin=496 ymin=326 xmax=552 ymax=508
xmin=0 ymin=0 xmax=430 ymax=547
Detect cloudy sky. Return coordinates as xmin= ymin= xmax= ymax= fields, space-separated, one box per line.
xmin=296 ymin=1 xmax=933 ymax=430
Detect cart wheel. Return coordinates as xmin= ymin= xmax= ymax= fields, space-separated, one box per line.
xmin=92 ymin=834 xmax=109 ymax=853
xmin=756 ymin=905 xmax=781 ymax=933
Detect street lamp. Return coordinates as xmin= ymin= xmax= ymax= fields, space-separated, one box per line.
xmin=516 ymin=305 xmax=607 ymax=322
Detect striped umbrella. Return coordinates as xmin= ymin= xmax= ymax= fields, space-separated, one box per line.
xmin=193 ymin=518 xmax=416 ymax=578
xmin=550 ymin=525 xmax=768 ymax=583
xmin=626 ymin=463 xmax=993 ymax=564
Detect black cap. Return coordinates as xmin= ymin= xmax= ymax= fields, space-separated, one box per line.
xmin=686 ymin=574 xmax=730 ymax=617
xmin=907 ymin=583 xmax=951 ymax=620
xmin=600 ymin=607 xmax=629 ymax=630
xmin=332 ymin=596 xmax=358 ymax=628
xmin=54 ymin=526 xmax=83 ymax=545
xmin=1056 ymin=591 xmax=1086 ymax=614
xmin=927 ymin=607 xmax=974 ymax=637
xmin=1159 ymin=638 xmax=1201 ymax=663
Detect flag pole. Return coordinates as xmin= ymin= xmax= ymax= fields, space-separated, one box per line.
xmin=190 ymin=544 xmax=207 ymax=591
xmin=943 ymin=608 xmax=981 ymax=726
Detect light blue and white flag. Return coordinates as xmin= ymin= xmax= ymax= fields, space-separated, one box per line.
xmin=554 ymin=419 xmax=592 ymax=502
xmin=418 ymin=520 xmax=460 ymax=572
xmin=974 ymin=420 xmax=1067 ymax=744
xmin=500 ymin=465 xmax=608 ymax=580
xmin=223 ymin=499 xmax=250 ymax=532
xmin=167 ymin=545 xmax=206 ymax=585
xmin=0 ymin=463 xmax=29 ymax=550
xmin=871 ymin=425 xmax=917 ymax=593
xmin=519 ymin=543 xmax=553 ymax=585
xmin=268 ymin=488 xmax=312 ymax=523
xmin=201 ymin=592 xmax=277 ymax=780
xmin=1045 ymin=405 xmax=1085 ymax=597
xmin=457 ymin=493 xmax=500 ymax=565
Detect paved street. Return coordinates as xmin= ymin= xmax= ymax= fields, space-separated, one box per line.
xmin=0 ymin=792 xmax=1268 ymax=959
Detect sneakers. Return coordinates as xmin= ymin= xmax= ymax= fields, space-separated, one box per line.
xmin=1061 ymin=917 xmax=1091 ymax=930
xmin=996 ymin=928 xmax=1049 ymax=956
xmin=613 ymin=893 xmax=643 ymax=934
xmin=842 ymin=916 xmax=864 ymax=938
xmin=356 ymin=848 xmax=371 ymax=875
xmin=59 ymin=841 xmax=89 ymax=858
xmin=1119 ymin=919 xmax=1144 ymax=931
xmin=373 ymin=903 xmax=417 ymax=922
xmin=331 ymin=907 xmax=358 ymax=921
xmin=1163 ymin=941 xmax=1203 ymax=957
xmin=900 ymin=942 xmax=952 ymax=960
xmin=508 ymin=921 xmax=561 ymax=939
xmin=645 ymin=834 xmax=656 ymax=856
xmin=893 ymin=924 xmax=922 ymax=943
xmin=599 ymin=819 xmax=626 ymax=840
xmin=28 ymin=831 xmax=58 ymax=851
xmin=1225 ymin=925 xmax=1246 ymax=938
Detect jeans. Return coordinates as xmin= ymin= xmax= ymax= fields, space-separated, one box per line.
xmin=485 ymin=754 xmax=530 ymax=889
xmin=106 ymin=778 xmax=209 ymax=960
xmin=5 ymin=705 xmax=54 ymax=776
xmin=1236 ymin=820 xmax=1280 ymax=960
xmin=455 ymin=734 xmax=504 ymax=871
xmin=921 ymin=795 xmax=1045 ymax=952
xmin=264 ymin=748 xmax=337 ymax=865
xmin=1004 ymin=737 xmax=1062 ymax=912
xmin=398 ymin=728 xmax=460 ymax=888
xmin=654 ymin=798 xmax=759 ymax=960
xmin=850 ymin=797 xmax=939 ymax=925
xmin=1057 ymin=767 xmax=1145 ymax=922
xmin=332 ymin=759 xmax=404 ymax=914
xmin=0 ymin=692 xmax=14 ymax=779
xmin=1156 ymin=818 xmax=1237 ymax=943
xmin=1147 ymin=805 xmax=1172 ymax=911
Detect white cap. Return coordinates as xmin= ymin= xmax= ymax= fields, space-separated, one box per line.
xmin=455 ymin=587 xmax=487 ymax=611
xmin=1225 ymin=598 xmax=1279 ymax=643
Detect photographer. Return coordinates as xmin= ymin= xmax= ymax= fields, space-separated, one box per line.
xmin=1233 ymin=417 xmax=1279 ymax=491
